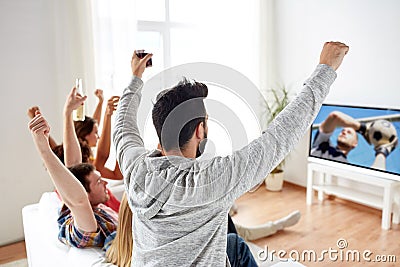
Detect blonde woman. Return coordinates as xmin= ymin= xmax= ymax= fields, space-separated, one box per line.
xmin=105 ymin=193 xmax=133 ymax=267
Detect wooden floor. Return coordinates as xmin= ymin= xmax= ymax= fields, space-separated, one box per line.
xmin=1 ymin=182 xmax=399 ymax=266
xmin=0 ymin=241 xmax=26 ymax=264
xmin=233 ymin=182 xmax=400 ymax=266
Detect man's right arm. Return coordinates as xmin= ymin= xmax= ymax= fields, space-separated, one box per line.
xmin=113 ymin=52 xmax=152 ymax=178
xmin=29 ymin=112 xmax=97 ymax=232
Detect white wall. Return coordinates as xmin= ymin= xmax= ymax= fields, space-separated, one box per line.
xmin=0 ymin=0 xmax=95 ymax=245
xmin=271 ymin=0 xmax=400 ymax=186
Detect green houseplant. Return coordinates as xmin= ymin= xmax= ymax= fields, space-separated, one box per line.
xmin=262 ymin=85 xmax=290 ymax=191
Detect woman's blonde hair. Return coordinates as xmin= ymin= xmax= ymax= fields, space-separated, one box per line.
xmin=106 ymin=193 xmax=133 ymax=266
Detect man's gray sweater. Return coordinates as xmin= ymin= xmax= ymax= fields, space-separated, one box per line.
xmin=113 ymin=64 xmax=337 ymax=266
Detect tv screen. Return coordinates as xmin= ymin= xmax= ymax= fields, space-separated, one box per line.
xmin=309 ymin=104 xmax=400 ymax=176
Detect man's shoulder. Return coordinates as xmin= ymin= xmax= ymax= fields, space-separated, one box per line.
xmin=313 ymin=129 xmax=333 ymax=143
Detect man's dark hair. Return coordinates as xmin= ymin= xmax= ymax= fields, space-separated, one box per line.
xmin=68 ymin=163 xmax=95 ymax=192
xmin=152 ymin=78 xmax=208 ymax=151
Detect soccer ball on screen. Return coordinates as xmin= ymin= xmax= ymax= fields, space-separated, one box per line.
xmin=368 ymin=119 xmax=398 ymax=147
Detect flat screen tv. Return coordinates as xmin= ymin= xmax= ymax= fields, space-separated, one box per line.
xmin=308 ymin=103 xmax=400 ymax=177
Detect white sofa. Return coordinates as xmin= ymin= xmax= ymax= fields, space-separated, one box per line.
xmin=22 ymin=181 xmax=304 ymax=267
xmin=22 ymin=179 xmax=125 ymax=267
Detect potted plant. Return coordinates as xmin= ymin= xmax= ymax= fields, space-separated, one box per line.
xmin=262 ymin=85 xmax=290 ymax=191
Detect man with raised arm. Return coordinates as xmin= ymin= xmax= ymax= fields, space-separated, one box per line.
xmin=28 ymin=88 xmax=117 ymax=251
xmin=113 ymin=42 xmax=349 ymax=266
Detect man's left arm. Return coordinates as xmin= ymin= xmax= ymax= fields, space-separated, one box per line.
xmin=231 ymin=64 xmax=337 ymax=193
xmin=223 ymin=42 xmax=348 ymax=198
xmin=187 ymin=64 xmax=337 ymax=209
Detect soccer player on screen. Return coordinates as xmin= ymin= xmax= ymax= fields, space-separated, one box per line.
xmin=311 ymin=111 xmax=398 ymax=170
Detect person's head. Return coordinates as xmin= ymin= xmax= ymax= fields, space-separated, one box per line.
xmin=68 ymin=163 xmax=109 ymax=206
xmin=152 ymin=78 xmax=208 ymax=157
xmin=337 ymin=127 xmax=358 ymax=154
xmin=52 ymin=141 xmax=93 ymax=164
xmin=74 ymin=116 xmax=99 ymax=147
xmin=106 ymin=193 xmax=132 ymax=266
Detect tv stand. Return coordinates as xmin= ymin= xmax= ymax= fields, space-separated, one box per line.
xmin=306 ymin=161 xmax=400 ymax=230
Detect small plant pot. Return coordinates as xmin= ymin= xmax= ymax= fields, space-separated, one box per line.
xmin=265 ymin=170 xmax=284 ymax=191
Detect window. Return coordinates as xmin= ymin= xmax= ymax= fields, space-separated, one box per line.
xmin=91 ymin=0 xmax=262 ymax=155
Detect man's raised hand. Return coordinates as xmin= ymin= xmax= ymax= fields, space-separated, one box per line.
xmin=28 ymin=111 xmax=51 ymax=148
xmin=319 ymin=41 xmax=349 ymax=71
xmin=131 ymin=51 xmax=153 ymax=78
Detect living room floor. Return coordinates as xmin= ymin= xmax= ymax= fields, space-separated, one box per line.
xmin=232 ymin=182 xmax=400 ymax=267
xmin=1 ymin=182 xmax=399 ymax=266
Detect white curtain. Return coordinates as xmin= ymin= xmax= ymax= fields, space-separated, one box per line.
xmin=90 ymin=0 xmax=137 ymax=98
xmin=51 ymin=0 xmax=97 ymax=112
xmin=259 ymin=0 xmax=277 ymax=94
